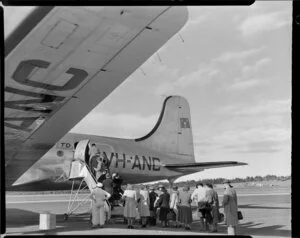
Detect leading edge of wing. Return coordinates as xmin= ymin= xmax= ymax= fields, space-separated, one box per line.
xmin=164 ymin=161 xmax=247 ymax=172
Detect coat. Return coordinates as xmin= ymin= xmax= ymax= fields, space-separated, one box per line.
xmin=170 ymin=191 xmax=179 ymax=210
xmin=222 ymin=187 xmax=238 ymax=226
xmin=156 ymin=192 xmax=170 ymax=208
xmin=149 ymin=191 xmax=158 ymax=211
xmin=139 ymin=190 xmax=150 ymax=217
xmin=102 ymin=178 xmax=113 ymax=195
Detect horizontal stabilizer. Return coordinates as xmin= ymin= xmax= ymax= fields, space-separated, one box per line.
xmin=164 ymin=161 xmax=247 ymax=172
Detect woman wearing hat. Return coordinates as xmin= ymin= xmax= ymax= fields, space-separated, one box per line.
xmin=222 ymin=180 xmax=238 ymax=235
xmin=149 ymin=186 xmax=158 ymax=226
xmin=155 ymin=186 xmax=170 ymax=228
xmin=178 ymin=186 xmax=193 ymax=230
xmin=122 ymin=184 xmax=137 ymax=229
xmin=90 ymin=182 xmax=111 ymax=229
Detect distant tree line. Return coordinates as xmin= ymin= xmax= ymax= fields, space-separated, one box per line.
xmin=147 ymin=174 xmax=291 ymax=189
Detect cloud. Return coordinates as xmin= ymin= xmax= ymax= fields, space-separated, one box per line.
xmin=71 ymin=112 xmax=158 ymax=139
xmin=154 ymin=46 xmax=264 ymax=95
xmin=239 ymin=10 xmax=291 ymax=37
xmin=154 ymin=62 xmax=219 ymax=95
xmin=226 ymin=78 xmax=262 ymax=91
xmin=174 ymin=63 xmax=219 ymax=88
xmin=242 ymin=58 xmax=272 ymax=74
xmin=214 ymin=47 xmax=263 ymax=63
xmin=210 ymin=126 xmax=290 ymax=154
xmin=218 ymin=99 xmax=291 ymax=116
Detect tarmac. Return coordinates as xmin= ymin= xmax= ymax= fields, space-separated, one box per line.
xmin=5 ymin=187 xmax=291 ymax=237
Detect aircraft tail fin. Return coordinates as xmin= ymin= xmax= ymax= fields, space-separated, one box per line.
xmin=135 ymin=96 xmax=195 ymax=162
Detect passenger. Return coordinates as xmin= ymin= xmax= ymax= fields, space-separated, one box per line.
xmin=169 ymin=186 xmax=179 ymax=227
xmin=222 ymin=180 xmax=238 ymax=235
xmin=139 ymin=185 xmax=150 ymax=227
xmin=89 ymin=144 xmax=98 ymax=164
xmin=149 ymin=186 xmax=158 ymax=226
xmin=122 ymin=184 xmax=137 ymax=229
xmin=93 ymin=157 xmax=103 ymax=182
xmin=112 ymin=173 xmax=124 ymax=201
xmin=135 ymin=187 xmax=142 ymax=224
xmin=178 ymin=186 xmax=193 ymax=230
xmin=90 ymin=182 xmax=111 ymax=229
xmin=206 ymin=183 xmax=219 ymax=232
xmin=89 ymin=154 xmax=99 ymax=178
xmin=102 ymin=173 xmax=113 ymax=205
xmin=203 ymin=183 xmax=214 ymax=231
xmin=104 ymin=199 xmax=112 ymax=224
xmin=155 ymin=186 xmax=170 ymax=228
xmin=191 ymin=182 xmax=209 ymax=231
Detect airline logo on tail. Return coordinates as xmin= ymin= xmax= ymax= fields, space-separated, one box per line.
xmin=180 ymin=118 xmax=190 ymax=129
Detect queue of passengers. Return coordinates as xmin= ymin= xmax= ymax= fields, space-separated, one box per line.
xmin=89 ymin=180 xmax=239 ymax=235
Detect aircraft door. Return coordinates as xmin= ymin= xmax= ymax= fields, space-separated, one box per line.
xmin=74 ymin=139 xmax=90 ymax=163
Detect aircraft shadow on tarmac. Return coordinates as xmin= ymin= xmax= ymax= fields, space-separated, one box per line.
xmin=237 ymin=221 xmax=291 ymax=237
xmin=238 ymin=204 xmax=291 ymax=210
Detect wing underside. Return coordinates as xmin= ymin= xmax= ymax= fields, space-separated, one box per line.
xmin=4 ymin=6 xmax=188 ymax=187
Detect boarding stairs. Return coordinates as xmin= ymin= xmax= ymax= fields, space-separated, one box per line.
xmin=63 ymin=140 xmax=105 ymax=220
xmin=64 ymin=139 xmax=123 ymax=221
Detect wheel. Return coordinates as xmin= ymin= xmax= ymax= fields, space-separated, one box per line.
xmin=64 ymin=213 xmax=68 ymax=221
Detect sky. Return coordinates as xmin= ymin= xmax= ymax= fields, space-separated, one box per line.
xmin=4 ymin=3 xmax=292 ymax=182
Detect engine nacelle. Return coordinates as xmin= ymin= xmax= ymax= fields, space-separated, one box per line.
xmin=74 ymin=139 xmax=90 ymax=163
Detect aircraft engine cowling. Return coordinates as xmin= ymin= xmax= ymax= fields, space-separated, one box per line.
xmin=74 ymin=139 xmax=90 ymax=163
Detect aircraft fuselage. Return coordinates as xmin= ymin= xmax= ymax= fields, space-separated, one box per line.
xmin=10 ymin=132 xmax=191 ymax=190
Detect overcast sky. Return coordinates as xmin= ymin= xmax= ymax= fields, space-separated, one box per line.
xmin=4 ymin=2 xmax=292 ymax=181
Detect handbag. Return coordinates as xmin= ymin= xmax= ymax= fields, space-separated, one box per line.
xmin=237 ymin=210 xmax=243 ymax=220
xmin=197 ymin=201 xmax=208 ymax=210
xmin=167 ymin=210 xmax=176 ymax=221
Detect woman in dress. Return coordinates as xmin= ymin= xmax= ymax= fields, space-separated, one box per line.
xmin=122 ymin=184 xmax=137 ymax=229
xmin=178 ymin=186 xmax=193 ymax=230
xmin=139 ymin=186 xmax=150 ymax=227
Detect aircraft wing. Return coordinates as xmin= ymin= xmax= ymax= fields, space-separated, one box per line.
xmin=164 ymin=161 xmax=247 ymax=173
xmin=4 ymin=6 xmax=188 ymax=187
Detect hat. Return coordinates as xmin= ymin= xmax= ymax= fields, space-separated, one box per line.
xmin=182 ymin=186 xmax=189 ymax=191
xmin=158 ymin=185 xmax=165 ymax=190
xmin=223 ymin=179 xmax=231 ymax=184
xmin=96 ymin=182 xmax=103 ymax=188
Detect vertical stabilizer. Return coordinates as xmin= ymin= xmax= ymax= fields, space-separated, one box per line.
xmin=135 ymin=96 xmax=195 ymax=162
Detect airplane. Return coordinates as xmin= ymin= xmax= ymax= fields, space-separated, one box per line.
xmin=4 ymin=6 xmax=246 ymax=193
